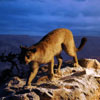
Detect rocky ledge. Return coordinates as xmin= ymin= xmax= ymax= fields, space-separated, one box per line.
xmin=0 ymin=59 xmax=100 ymax=100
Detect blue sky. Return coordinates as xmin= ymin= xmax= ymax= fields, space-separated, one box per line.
xmin=0 ymin=0 xmax=100 ymax=36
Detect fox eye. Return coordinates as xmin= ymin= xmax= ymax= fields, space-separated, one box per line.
xmin=26 ymin=55 xmax=30 ymax=59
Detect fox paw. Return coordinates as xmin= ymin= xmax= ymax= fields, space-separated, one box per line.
xmin=53 ymin=74 xmax=62 ymax=78
xmin=73 ymin=63 xmax=80 ymax=67
xmin=23 ymin=85 xmax=31 ymax=89
xmin=56 ymin=70 xmax=62 ymax=76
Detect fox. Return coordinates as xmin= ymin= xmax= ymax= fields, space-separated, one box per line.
xmin=20 ymin=28 xmax=87 ymax=86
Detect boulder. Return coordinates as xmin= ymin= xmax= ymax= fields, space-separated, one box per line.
xmin=0 ymin=59 xmax=100 ymax=100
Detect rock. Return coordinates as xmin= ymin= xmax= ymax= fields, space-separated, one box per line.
xmin=79 ymin=59 xmax=100 ymax=69
xmin=0 ymin=59 xmax=100 ymax=100
xmin=2 ymin=92 xmax=40 ymax=100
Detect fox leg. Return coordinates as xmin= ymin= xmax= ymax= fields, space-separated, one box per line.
xmin=63 ymin=44 xmax=79 ymax=67
xmin=56 ymin=54 xmax=63 ymax=75
xmin=48 ymin=58 xmax=55 ymax=80
xmin=73 ymin=54 xmax=79 ymax=67
xmin=26 ymin=62 xmax=39 ymax=86
xmin=68 ymin=52 xmax=79 ymax=67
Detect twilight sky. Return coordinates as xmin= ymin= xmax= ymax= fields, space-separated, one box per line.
xmin=0 ymin=0 xmax=100 ymax=36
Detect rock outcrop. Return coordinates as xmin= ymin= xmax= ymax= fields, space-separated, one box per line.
xmin=0 ymin=59 xmax=100 ymax=100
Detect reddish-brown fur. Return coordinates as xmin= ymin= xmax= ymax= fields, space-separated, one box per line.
xmin=20 ymin=28 xmax=87 ymax=86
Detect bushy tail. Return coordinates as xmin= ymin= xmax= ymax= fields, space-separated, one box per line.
xmin=76 ymin=37 xmax=87 ymax=52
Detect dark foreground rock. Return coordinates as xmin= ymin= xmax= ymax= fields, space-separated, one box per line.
xmin=0 ymin=59 xmax=100 ymax=100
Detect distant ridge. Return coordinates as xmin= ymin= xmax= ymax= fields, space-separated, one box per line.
xmin=0 ymin=35 xmax=41 ymax=54
xmin=0 ymin=35 xmax=100 ymax=60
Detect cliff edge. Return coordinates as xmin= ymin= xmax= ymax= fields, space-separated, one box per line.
xmin=0 ymin=59 xmax=100 ymax=100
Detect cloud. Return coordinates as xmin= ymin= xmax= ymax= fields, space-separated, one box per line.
xmin=0 ymin=0 xmax=100 ymax=36
xmin=74 ymin=0 xmax=86 ymax=1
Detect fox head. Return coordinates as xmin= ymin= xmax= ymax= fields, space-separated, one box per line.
xmin=19 ymin=46 xmax=37 ymax=64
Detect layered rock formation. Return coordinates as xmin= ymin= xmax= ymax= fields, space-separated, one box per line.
xmin=0 ymin=59 xmax=100 ymax=100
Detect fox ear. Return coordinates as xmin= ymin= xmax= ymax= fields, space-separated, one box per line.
xmin=30 ymin=48 xmax=37 ymax=53
xmin=20 ymin=45 xmax=27 ymax=49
